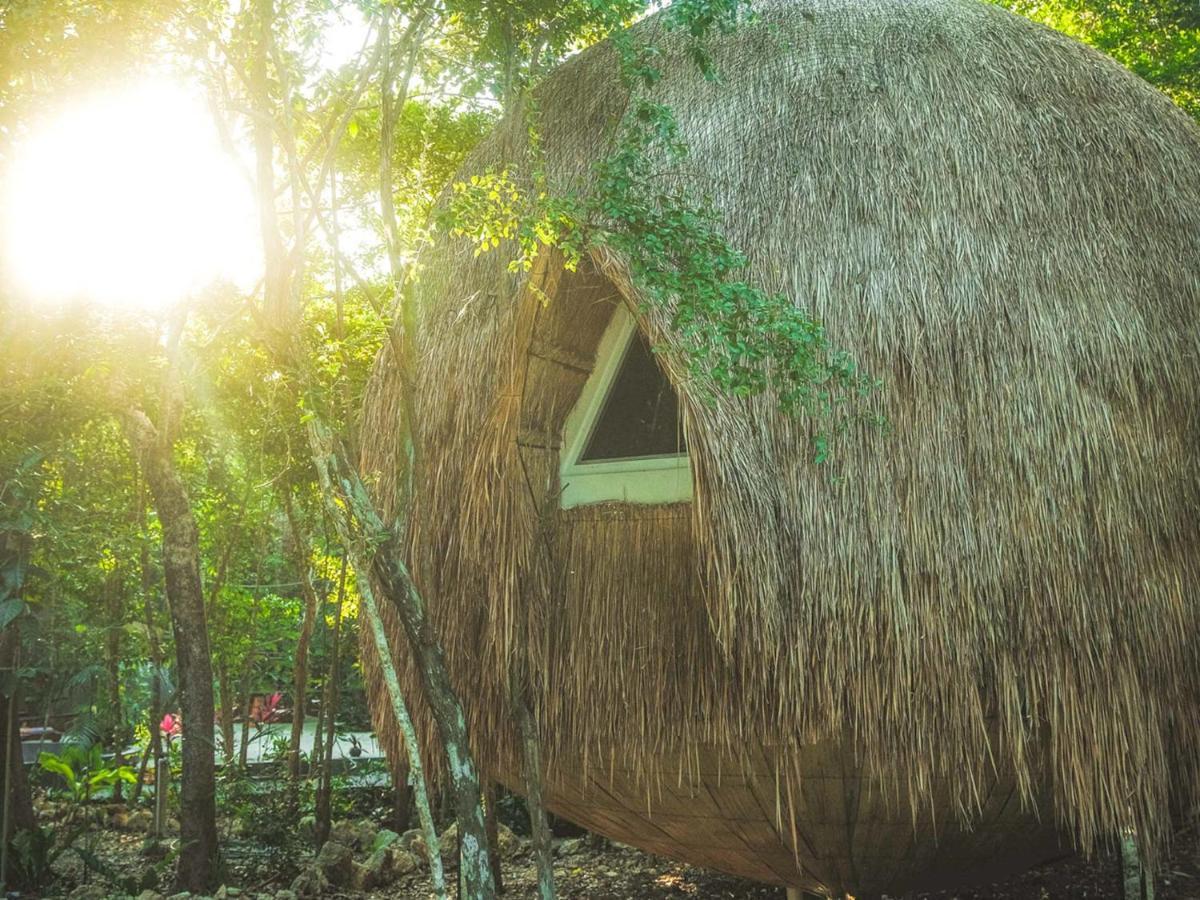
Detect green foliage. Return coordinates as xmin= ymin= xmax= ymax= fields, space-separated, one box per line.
xmin=443 ymin=0 xmax=876 ymax=455
xmin=444 ymin=169 xmax=585 ymax=273
xmin=37 ymin=745 xmax=137 ymax=805
xmin=997 ymin=0 xmax=1200 ymax=120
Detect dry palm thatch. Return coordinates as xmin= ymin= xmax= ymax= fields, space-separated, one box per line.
xmin=359 ymin=0 xmax=1200 ymax=893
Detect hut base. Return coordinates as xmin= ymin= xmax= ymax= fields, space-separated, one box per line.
xmin=498 ymin=741 xmax=1068 ymax=896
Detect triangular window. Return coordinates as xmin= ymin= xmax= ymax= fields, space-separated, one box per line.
xmin=560 ymin=306 xmax=691 ymax=508
xmin=580 ymin=330 xmax=687 ymax=462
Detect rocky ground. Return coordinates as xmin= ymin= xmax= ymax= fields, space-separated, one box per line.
xmin=38 ymin=809 xmax=1200 ymax=900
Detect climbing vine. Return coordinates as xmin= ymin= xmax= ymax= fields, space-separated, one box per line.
xmin=443 ymin=0 xmax=879 ymax=458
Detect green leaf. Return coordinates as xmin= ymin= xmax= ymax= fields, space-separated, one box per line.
xmin=0 ymin=598 xmax=25 ymax=631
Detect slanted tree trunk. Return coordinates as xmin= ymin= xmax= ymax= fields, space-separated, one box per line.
xmin=282 ymin=493 xmax=319 ymax=779
xmin=307 ymin=422 xmax=496 ymax=898
xmin=245 ymin=2 xmax=495 ymax=892
xmin=120 ymin=408 xmax=218 ymax=893
xmin=359 ymin=578 xmax=445 ymax=896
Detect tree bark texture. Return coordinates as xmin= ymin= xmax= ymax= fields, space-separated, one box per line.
xmin=513 ymin=683 xmax=555 ymax=900
xmin=0 ymin=624 xmax=36 ymax=849
xmin=360 ymin=578 xmax=445 ymax=896
xmin=120 ymin=408 xmax=218 ymax=893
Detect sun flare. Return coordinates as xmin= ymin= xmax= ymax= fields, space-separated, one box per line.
xmin=1 ymin=81 xmax=261 ymax=311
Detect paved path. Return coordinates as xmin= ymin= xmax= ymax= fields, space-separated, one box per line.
xmin=22 ymin=721 xmax=386 ymax=767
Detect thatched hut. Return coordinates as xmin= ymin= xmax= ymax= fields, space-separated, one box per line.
xmin=360 ymin=0 xmax=1200 ymax=894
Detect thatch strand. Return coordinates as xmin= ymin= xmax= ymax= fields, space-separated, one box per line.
xmin=360 ymin=0 xmax=1200 ymax=892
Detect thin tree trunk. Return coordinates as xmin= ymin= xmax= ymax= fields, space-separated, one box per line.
xmin=102 ymin=569 xmax=123 ymax=739
xmin=512 ymin=679 xmax=554 ymax=900
xmin=131 ymin=479 xmax=164 ymax=806
xmin=360 ymin=579 xmax=445 ymax=897
xmin=0 ymin=618 xmax=36 ymax=847
xmin=238 ymin=683 xmax=252 ymax=769
xmin=484 ymin=782 xmax=504 ymax=894
xmin=246 ymin=3 xmax=494 ymax=891
xmin=216 ymin=657 xmax=236 ymax=768
xmin=237 ymin=567 xmax=265 ymax=771
xmin=97 ymin=565 xmax=130 ymax=804
xmin=120 ymin=408 xmax=218 ymax=893
xmin=310 ymin=661 xmax=327 ymax=778
xmin=306 ymin=420 xmax=496 ymax=897
xmin=314 ymin=556 xmax=347 ymax=848
xmin=205 ymin=535 xmax=238 ymax=768
xmin=283 ymin=493 xmax=319 ymax=779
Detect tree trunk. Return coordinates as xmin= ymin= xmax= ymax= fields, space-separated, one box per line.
xmin=305 ymin=419 xmax=496 ymax=898
xmin=102 ymin=570 xmax=127 ymax=802
xmin=245 ymin=1 xmax=494 ymax=889
xmin=314 ymin=556 xmax=347 ymax=848
xmin=359 ymin=578 xmax=445 ymax=896
xmin=1121 ymin=830 xmax=1154 ymax=900
xmin=216 ymin=657 xmax=236 ymax=768
xmin=0 ymin=622 xmax=36 ymax=854
xmin=131 ymin=479 xmax=164 ymax=806
xmin=205 ymin=535 xmax=238 ymax=768
xmin=512 ymin=681 xmax=554 ymax=900
xmin=484 ymin=782 xmax=504 ymax=894
xmin=283 ymin=494 xmax=319 ymax=779
xmin=237 ymin=585 xmax=264 ymax=771
xmin=120 ymin=408 xmax=218 ymax=893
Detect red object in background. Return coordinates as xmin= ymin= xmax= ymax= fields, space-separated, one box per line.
xmin=252 ymin=691 xmax=284 ymax=724
xmin=160 ymin=713 xmax=181 ymax=739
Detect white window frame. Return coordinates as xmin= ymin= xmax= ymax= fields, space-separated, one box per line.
xmin=559 ymin=304 xmax=692 ymax=509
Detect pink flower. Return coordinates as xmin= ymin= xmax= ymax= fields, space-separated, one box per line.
xmin=160 ymin=713 xmax=181 ymax=738
xmin=254 ymin=692 xmax=284 ymax=725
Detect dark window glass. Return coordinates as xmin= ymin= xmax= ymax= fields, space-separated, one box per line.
xmin=580 ymin=330 xmax=686 ymax=461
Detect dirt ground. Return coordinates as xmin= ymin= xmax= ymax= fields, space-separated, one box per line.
xmin=364 ymin=834 xmax=1200 ymax=900
xmin=42 ymin=817 xmax=1200 ymax=899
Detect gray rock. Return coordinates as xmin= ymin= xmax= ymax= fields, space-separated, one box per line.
xmin=496 ymin=823 xmax=523 ymax=858
xmin=556 ymin=836 xmax=587 ymax=858
xmin=67 ymin=887 xmax=110 ymax=900
xmin=370 ymin=827 xmax=400 ymax=853
xmin=136 ymin=891 xmax=166 ymax=900
xmin=272 ymin=891 xmax=297 ymax=900
xmin=438 ymin=822 xmax=459 ymax=866
xmin=289 ymin=865 xmax=329 ymax=899
xmin=384 ymin=846 xmax=419 ymax=877
xmin=315 ymin=840 xmax=354 ymax=885
xmin=398 ymin=828 xmax=425 ymax=857
xmin=351 ymin=841 xmax=422 ymax=891
xmin=327 ymin=818 xmax=377 ymax=851
xmin=127 ymin=809 xmax=155 ymax=832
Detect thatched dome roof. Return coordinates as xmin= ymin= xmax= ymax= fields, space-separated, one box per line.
xmin=361 ymin=0 xmax=1200 ymax=893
